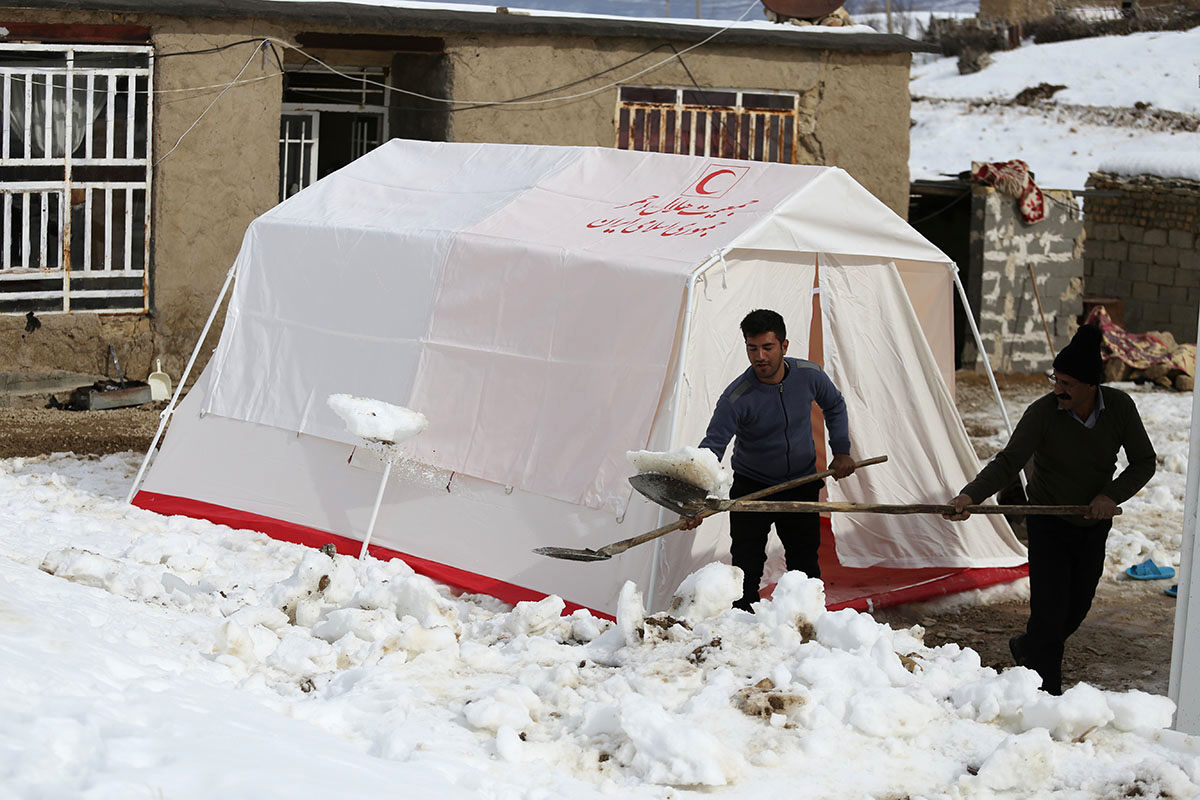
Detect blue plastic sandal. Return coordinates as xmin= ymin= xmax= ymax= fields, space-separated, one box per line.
xmin=1126 ymin=558 xmax=1176 ymax=581
xmin=1165 ymin=584 xmax=1178 ymax=598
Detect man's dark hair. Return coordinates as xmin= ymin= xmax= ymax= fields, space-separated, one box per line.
xmin=740 ymin=309 xmax=786 ymax=341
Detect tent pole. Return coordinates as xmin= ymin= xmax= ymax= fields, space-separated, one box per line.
xmin=649 ymin=256 xmax=712 ymax=608
xmin=952 ymin=263 xmax=1013 ymax=437
xmin=126 ymin=262 xmax=239 ymax=504
xmin=359 ymin=458 xmax=393 ymax=559
xmin=1169 ymin=304 xmax=1200 ymax=733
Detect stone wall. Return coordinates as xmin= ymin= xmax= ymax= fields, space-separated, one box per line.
xmin=969 ymin=186 xmax=1085 ymax=373
xmin=1083 ymin=172 xmax=1200 ymax=342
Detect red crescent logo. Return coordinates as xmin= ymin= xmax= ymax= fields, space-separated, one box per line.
xmin=694 ymin=169 xmax=737 ymax=195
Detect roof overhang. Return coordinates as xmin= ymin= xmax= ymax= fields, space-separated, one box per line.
xmin=9 ymin=0 xmax=939 ymax=53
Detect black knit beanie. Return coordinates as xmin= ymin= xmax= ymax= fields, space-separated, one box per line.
xmin=1053 ymin=324 xmax=1104 ymax=385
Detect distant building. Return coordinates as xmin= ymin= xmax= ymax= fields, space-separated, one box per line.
xmin=980 ymin=0 xmax=1200 ymax=24
xmin=0 ymin=1 xmax=931 ymax=379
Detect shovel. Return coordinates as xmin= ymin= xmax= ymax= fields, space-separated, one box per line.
xmin=718 ymin=501 xmax=1114 ymax=516
xmin=533 ymin=455 xmax=888 ymax=562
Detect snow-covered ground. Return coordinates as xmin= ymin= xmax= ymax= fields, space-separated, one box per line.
xmin=1 ymin=377 xmax=1195 ymax=797
xmin=909 ymin=27 xmax=1200 ymax=188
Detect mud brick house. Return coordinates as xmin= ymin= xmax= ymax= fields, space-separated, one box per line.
xmin=0 ymin=1 xmax=932 ymax=383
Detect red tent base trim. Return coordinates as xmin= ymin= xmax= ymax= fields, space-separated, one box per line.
xmin=763 ymin=524 xmax=1029 ymax=611
xmin=133 ymin=491 xmax=611 ymax=620
xmin=133 ymin=492 xmax=1027 ymax=618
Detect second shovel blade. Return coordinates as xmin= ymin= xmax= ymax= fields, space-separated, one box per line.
xmin=629 ymin=473 xmax=710 ymax=518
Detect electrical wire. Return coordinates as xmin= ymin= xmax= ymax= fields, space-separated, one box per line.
xmin=264 ymin=0 xmax=761 ymax=108
xmin=154 ymin=41 xmax=264 ymax=166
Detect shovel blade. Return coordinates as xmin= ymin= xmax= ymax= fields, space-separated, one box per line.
xmin=532 ymin=546 xmax=613 ymax=562
xmin=629 ymin=473 xmax=710 ymax=518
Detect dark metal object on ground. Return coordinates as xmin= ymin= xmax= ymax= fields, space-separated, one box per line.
xmin=64 ymin=380 xmax=153 ymax=411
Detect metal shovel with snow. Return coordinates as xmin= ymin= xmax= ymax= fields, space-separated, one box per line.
xmin=534 ymin=455 xmax=888 ymax=562
xmin=327 ymin=394 xmax=428 ymax=559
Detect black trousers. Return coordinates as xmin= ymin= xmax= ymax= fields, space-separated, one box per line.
xmin=1021 ymin=514 xmax=1111 ymax=695
xmin=728 ymin=473 xmax=823 ymax=605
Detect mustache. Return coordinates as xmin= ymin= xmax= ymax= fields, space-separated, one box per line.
xmin=1054 ymin=391 xmax=1071 ymax=401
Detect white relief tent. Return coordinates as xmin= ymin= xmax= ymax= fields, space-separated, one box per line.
xmin=130 ymin=139 xmax=1026 ymax=616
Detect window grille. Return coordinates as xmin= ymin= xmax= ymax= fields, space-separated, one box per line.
xmin=0 ymin=43 xmax=153 ymax=314
xmin=615 ymin=87 xmax=799 ymax=164
xmin=279 ymin=65 xmax=389 ymax=201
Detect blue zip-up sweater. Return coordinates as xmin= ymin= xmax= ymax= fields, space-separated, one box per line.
xmin=699 ymin=357 xmax=851 ymax=484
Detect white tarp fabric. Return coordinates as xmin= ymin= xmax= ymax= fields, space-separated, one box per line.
xmin=202 ymin=141 xmax=825 ymax=512
xmin=817 ymin=256 xmax=1026 ymax=567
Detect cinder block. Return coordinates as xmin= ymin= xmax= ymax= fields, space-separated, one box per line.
xmin=1160 ymin=286 xmax=1188 ymax=304
xmin=1176 ymin=269 xmax=1200 ymax=289
xmin=1104 ymin=241 xmax=1129 ymax=261
xmin=1154 ymin=247 xmax=1179 ymax=267
xmin=1147 ymin=299 xmax=1172 ymax=318
xmin=1149 ymin=265 xmax=1176 ymax=285
xmin=1119 ymin=224 xmax=1144 ymax=243
xmin=1169 ymin=230 xmax=1195 ymax=249
xmin=1132 ymin=282 xmax=1159 ymax=301
xmin=1129 ymin=243 xmax=1154 ymax=264
xmin=1144 ymin=229 xmax=1169 ymax=246
xmin=1180 ymin=250 xmax=1200 ymax=270
xmin=1121 ymin=263 xmax=1149 ymax=282
xmin=1089 ymin=223 xmax=1119 ymax=241
xmin=1170 ymin=304 xmax=1198 ymax=325
xmin=1111 ymin=278 xmax=1132 ymax=296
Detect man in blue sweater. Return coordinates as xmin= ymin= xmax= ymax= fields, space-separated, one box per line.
xmin=684 ymin=309 xmax=855 ymax=611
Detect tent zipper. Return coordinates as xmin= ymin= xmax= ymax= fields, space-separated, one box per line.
xmin=779 ymin=381 xmax=791 ymax=475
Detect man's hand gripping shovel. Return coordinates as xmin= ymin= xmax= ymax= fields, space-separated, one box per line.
xmin=533 ymin=455 xmax=888 ymax=562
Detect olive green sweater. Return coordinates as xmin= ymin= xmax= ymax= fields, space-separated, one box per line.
xmin=961 ymin=387 xmax=1156 ymax=525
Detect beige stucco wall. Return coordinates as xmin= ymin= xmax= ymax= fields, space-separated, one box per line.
xmin=0 ymin=10 xmax=913 ymax=383
xmin=447 ymin=36 xmax=911 ymax=215
xmin=0 ymin=9 xmax=284 ymax=383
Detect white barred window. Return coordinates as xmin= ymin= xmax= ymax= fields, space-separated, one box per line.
xmin=0 ymin=43 xmax=153 ymax=314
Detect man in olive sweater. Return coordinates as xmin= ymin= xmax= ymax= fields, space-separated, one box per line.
xmin=945 ymin=324 xmax=1156 ymax=695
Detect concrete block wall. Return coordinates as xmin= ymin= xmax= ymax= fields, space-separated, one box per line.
xmin=970 ymin=187 xmax=1085 ymax=373
xmin=1083 ymin=172 xmax=1200 ymax=342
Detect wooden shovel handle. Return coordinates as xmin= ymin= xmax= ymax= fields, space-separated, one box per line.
xmin=725 ymin=501 xmax=1115 ymax=516
xmin=602 ymin=456 xmax=889 ymax=557
xmin=733 ymin=454 xmax=889 ymax=504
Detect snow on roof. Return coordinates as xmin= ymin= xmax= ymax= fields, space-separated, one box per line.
xmin=260 ymin=0 xmax=883 ymax=36
xmin=1097 ymin=152 xmax=1200 ymax=184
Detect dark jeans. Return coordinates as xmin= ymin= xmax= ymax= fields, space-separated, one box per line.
xmin=1021 ymin=514 xmax=1111 ymax=695
xmin=728 ymin=473 xmax=823 ymax=605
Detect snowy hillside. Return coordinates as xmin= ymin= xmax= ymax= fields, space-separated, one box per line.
xmin=909 ymin=27 xmax=1200 ymax=189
